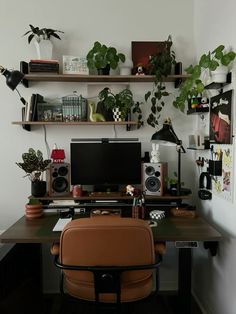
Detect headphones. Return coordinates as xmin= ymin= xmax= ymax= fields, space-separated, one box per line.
xmin=198 ymin=172 xmax=212 ymax=200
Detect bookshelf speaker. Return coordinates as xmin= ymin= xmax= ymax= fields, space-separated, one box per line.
xmin=142 ymin=162 xmax=168 ymax=196
xmin=47 ymin=163 xmax=70 ymax=196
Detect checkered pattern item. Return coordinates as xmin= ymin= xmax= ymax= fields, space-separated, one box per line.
xmin=112 ymin=108 xmax=122 ymax=121
xmin=149 ymin=210 xmax=165 ymax=220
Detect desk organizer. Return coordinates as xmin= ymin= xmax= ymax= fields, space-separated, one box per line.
xmin=209 ymin=160 xmax=222 ymax=176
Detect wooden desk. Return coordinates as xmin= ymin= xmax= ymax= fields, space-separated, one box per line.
xmin=0 ymin=214 xmax=222 ymax=314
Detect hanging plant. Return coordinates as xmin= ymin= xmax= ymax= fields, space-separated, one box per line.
xmin=145 ymin=35 xmax=176 ymax=127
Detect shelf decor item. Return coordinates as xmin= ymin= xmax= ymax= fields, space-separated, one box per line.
xmin=23 ymin=24 xmax=64 ymax=60
xmin=62 ymin=55 xmax=89 ymax=75
xmin=25 ymin=198 xmax=43 ymax=219
xmin=86 ymin=41 xmax=126 ymax=75
xmin=98 ymin=87 xmax=134 ymax=121
xmin=16 ymin=148 xmax=51 ymax=197
xmin=174 ymin=45 xmax=236 ymax=112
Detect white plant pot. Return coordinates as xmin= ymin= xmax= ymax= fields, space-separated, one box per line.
xmin=112 ymin=108 xmax=123 ymax=121
xmin=34 ymin=39 xmax=53 ymax=60
xmin=211 ymin=65 xmax=228 ymax=83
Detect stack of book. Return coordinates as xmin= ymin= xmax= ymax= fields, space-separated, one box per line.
xmin=29 ymin=59 xmax=59 ymax=74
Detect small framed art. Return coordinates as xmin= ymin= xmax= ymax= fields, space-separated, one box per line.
xmin=62 ymin=55 xmax=89 ymax=75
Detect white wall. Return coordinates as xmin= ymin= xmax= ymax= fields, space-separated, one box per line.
xmin=0 ymin=0 xmax=196 ymax=292
xmin=193 ymin=1 xmax=236 ymax=313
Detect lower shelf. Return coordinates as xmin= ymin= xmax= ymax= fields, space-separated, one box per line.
xmin=12 ymin=121 xmax=138 ymax=126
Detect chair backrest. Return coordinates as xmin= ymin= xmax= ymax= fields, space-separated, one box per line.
xmin=59 ymin=216 xmax=156 ymax=303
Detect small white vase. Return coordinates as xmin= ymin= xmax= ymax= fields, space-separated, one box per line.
xmin=34 ymin=39 xmax=53 ymax=60
xmin=211 ymin=65 xmax=228 ymax=83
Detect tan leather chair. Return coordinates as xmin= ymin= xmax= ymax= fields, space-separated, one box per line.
xmin=52 ymin=216 xmax=160 ymax=312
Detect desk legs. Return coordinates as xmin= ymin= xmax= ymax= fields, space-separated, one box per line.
xmin=178 ymin=248 xmax=192 ymax=314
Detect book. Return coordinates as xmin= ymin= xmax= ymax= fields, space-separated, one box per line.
xmin=30 ymin=59 xmax=59 ymax=64
xmin=21 ymin=107 xmax=31 ymax=131
xmin=32 ymin=94 xmax=44 ymax=121
xmin=25 ymin=94 xmax=36 ymax=121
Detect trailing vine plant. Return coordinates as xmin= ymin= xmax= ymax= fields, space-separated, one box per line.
xmin=145 ymin=35 xmax=176 ymax=127
xmin=173 ymin=45 xmax=236 ymax=112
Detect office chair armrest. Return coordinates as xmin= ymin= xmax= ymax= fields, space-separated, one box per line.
xmin=154 ymin=242 xmax=166 ymax=255
xmin=50 ymin=242 xmax=60 ymax=256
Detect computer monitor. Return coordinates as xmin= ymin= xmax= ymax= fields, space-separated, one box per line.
xmin=70 ymin=142 xmax=141 ymax=190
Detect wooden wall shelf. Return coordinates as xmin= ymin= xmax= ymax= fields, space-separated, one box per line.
xmin=24 ymin=74 xmax=190 ymax=84
xmin=12 ymin=121 xmax=138 ymax=126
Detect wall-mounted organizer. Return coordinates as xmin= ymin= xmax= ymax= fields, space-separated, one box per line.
xmin=208 ymin=160 xmax=222 ymax=176
xmin=187 ymin=96 xmax=209 ymax=115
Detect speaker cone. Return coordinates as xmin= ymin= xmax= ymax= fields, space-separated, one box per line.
xmin=145 ymin=166 xmax=155 ymax=176
xmin=58 ymin=166 xmax=68 ymax=176
xmin=52 ymin=177 xmax=68 ymax=193
xmin=145 ymin=176 xmax=161 ymax=192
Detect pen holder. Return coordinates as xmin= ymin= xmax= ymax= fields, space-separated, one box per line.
xmin=209 ymin=160 xmax=222 ymax=176
xmin=132 ymin=206 xmax=145 ymax=219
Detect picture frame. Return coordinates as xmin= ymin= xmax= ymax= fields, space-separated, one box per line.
xmin=62 ymin=55 xmax=89 ymax=75
xmin=131 ymin=41 xmax=171 ymax=73
xmin=209 ymin=90 xmax=233 ymax=144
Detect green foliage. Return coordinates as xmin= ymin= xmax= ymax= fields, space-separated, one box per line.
xmin=173 ymin=45 xmax=236 ymax=111
xmin=145 ymin=36 xmax=176 ymax=127
xmin=28 ymin=198 xmax=42 ymax=205
xmin=98 ymin=87 xmax=143 ymax=126
xmin=23 ymin=24 xmax=64 ymax=44
xmin=165 ymin=172 xmax=184 ymax=186
xmin=16 ymin=148 xmax=51 ymax=182
xmin=86 ymin=41 xmax=125 ymax=70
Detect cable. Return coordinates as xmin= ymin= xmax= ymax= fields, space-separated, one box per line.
xmin=43 ymin=125 xmax=51 ymax=158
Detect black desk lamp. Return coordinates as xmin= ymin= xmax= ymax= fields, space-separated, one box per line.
xmin=0 ymin=65 xmax=26 ymax=104
xmin=151 ymin=118 xmax=186 ymax=196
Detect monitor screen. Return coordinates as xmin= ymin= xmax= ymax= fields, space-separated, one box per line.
xmin=70 ymin=142 xmax=141 ymax=187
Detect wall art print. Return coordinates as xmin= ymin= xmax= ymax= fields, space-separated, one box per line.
xmin=209 ymin=90 xmax=233 ymax=144
xmin=212 ymin=144 xmax=234 ymax=202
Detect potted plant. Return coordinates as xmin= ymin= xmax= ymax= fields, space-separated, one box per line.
xmin=23 ymin=24 xmax=64 ymax=59
xmin=16 ymin=148 xmax=51 ymax=197
xmin=25 ymin=198 xmax=43 ymax=219
xmin=98 ymin=87 xmax=143 ymax=126
xmin=165 ymin=172 xmax=184 ymax=196
xmin=86 ymin=41 xmax=126 ymax=75
xmin=145 ymin=35 xmax=176 ymax=127
xmin=173 ymin=45 xmax=236 ymax=112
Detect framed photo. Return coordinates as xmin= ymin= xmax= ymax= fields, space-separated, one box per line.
xmin=209 ymin=90 xmax=233 ymax=144
xmin=131 ymin=41 xmax=171 ymax=73
xmin=63 ymin=55 xmax=89 ymax=75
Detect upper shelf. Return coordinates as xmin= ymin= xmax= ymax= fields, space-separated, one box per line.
xmin=24 ymin=74 xmax=190 ymax=84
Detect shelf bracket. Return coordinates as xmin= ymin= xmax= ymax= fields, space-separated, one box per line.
xmin=203 ymin=241 xmax=218 ymax=256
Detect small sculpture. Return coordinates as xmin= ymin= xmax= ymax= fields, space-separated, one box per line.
xmin=134 ymin=63 xmax=146 ymax=75
xmin=150 ymin=143 xmax=160 ymax=163
xmin=126 ymin=184 xmax=141 ymax=197
xmin=89 ymin=102 xmax=106 ymax=122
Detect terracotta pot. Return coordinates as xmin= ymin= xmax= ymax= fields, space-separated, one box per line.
xmin=25 ymin=204 xmax=43 ymax=219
